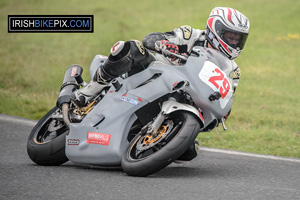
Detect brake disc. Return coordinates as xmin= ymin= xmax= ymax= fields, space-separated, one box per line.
xmin=136 ymin=120 xmax=174 ymax=152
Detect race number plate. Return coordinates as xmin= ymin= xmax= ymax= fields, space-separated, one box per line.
xmin=198 ymin=61 xmax=233 ymax=108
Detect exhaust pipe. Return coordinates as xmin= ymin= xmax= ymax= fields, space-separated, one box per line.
xmin=62 ymin=103 xmax=71 ymax=128
xmin=57 ymin=65 xmax=83 ymax=107
xmin=57 ymin=65 xmax=83 ymax=127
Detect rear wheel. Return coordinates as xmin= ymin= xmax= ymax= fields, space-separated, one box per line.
xmin=27 ymin=107 xmax=69 ymax=166
xmin=121 ymin=111 xmax=201 ymax=177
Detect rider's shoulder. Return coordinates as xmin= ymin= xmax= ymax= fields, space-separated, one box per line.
xmin=177 ymin=25 xmax=201 ymax=32
xmin=173 ymin=25 xmax=205 ymax=41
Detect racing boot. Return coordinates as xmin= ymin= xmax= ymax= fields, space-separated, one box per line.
xmin=72 ymin=67 xmax=109 ymax=106
xmin=71 ymin=41 xmax=131 ymax=106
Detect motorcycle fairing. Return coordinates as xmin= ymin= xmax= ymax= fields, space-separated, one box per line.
xmin=66 ymin=47 xmax=235 ymax=166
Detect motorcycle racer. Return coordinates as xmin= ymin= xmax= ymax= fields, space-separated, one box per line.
xmin=73 ymin=7 xmax=249 ymax=106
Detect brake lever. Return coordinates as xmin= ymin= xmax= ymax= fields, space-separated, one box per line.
xmin=160 ymin=48 xmax=188 ymax=61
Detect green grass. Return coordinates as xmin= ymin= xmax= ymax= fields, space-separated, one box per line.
xmin=1 ymin=0 xmax=299 ymax=158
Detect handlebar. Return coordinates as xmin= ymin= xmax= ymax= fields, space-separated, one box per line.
xmin=155 ymin=41 xmax=188 ymax=61
xmin=160 ymin=48 xmax=188 ymax=61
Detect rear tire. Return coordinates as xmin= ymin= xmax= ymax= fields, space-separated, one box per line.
xmin=121 ymin=111 xmax=201 ymax=177
xmin=27 ymin=107 xmax=69 ymax=166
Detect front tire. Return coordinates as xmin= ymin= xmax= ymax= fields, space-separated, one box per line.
xmin=27 ymin=107 xmax=69 ymax=166
xmin=121 ymin=111 xmax=201 ymax=177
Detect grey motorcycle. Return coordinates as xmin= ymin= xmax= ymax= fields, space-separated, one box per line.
xmin=27 ymin=47 xmax=235 ymax=176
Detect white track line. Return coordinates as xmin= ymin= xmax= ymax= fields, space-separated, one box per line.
xmin=1 ymin=114 xmax=299 ymax=163
xmin=200 ymin=147 xmax=300 ymax=163
xmin=0 ymin=114 xmax=37 ymax=127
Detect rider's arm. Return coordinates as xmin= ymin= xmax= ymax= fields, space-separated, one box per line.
xmin=142 ymin=32 xmax=165 ymax=52
xmin=142 ymin=31 xmax=177 ymax=52
xmin=143 ymin=26 xmax=204 ymax=55
xmin=142 ymin=30 xmax=190 ymax=55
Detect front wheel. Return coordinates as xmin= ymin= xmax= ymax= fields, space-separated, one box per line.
xmin=27 ymin=107 xmax=69 ymax=166
xmin=121 ymin=111 xmax=201 ymax=177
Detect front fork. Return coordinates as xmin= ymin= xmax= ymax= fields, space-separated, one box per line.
xmin=146 ymin=111 xmax=166 ymax=136
xmin=147 ymin=96 xmax=204 ymax=135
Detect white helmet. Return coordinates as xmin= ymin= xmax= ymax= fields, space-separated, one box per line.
xmin=205 ymin=7 xmax=250 ymax=59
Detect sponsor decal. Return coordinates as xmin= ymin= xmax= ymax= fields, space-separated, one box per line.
xmin=180 ymin=25 xmax=192 ymax=40
xmin=133 ymin=40 xmax=145 ymax=55
xmin=8 ymin=15 xmax=93 ymax=33
xmin=120 ymin=95 xmax=140 ymax=106
xmin=67 ymin=139 xmax=80 ymax=145
xmin=229 ymin=67 xmax=241 ymax=79
xmin=87 ymin=132 xmax=111 ymax=146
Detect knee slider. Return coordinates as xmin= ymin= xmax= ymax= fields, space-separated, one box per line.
xmin=100 ymin=41 xmax=133 ymax=79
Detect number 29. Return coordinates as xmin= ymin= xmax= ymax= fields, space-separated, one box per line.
xmin=208 ymin=68 xmax=230 ymax=99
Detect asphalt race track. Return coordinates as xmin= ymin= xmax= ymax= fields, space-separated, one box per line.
xmin=0 ymin=114 xmax=299 ymax=200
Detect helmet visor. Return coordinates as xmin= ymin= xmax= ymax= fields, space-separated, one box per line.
xmin=215 ymin=20 xmax=249 ymax=50
xmin=222 ymin=31 xmax=248 ymax=50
